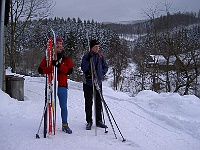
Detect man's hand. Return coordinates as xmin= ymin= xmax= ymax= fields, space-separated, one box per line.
xmin=86 ymin=51 xmax=93 ymax=61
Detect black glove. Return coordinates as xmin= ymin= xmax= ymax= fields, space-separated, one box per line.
xmin=86 ymin=51 xmax=93 ymax=61
xmin=52 ymin=60 xmax=61 ymax=68
xmin=57 ymin=53 xmax=64 ymax=59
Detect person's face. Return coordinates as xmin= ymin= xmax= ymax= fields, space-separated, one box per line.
xmin=56 ymin=41 xmax=63 ymax=53
xmin=91 ymin=45 xmax=99 ymax=53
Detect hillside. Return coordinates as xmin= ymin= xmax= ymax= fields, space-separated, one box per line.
xmin=103 ymin=12 xmax=200 ymax=35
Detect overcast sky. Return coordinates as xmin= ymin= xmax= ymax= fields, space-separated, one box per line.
xmin=51 ymin=0 xmax=200 ymax=22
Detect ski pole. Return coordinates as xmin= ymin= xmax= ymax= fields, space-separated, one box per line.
xmin=86 ymin=31 xmax=98 ymax=136
xmin=91 ymin=59 xmax=126 ymax=142
xmin=36 ymin=86 xmax=49 ymax=138
xmin=100 ymin=94 xmax=108 ymax=134
xmin=102 ymin=98 xmax=126 ymax=142
xmin=44 ymin=74 xmax=48 ymax=138
xmin=90 ymin=57 xmax=98 ymax=135
xmin=51 ymin=28 xmax=57 ymax=135
xmin=92 ymin=74 xmax=117 ymax=137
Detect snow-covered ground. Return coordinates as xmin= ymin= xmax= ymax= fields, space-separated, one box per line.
xmin=0 ymin=76 xmax=200 ymax=150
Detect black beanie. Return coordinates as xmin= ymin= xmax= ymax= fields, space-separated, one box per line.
xmin=90 ymin=39 xmax=99 ymax=49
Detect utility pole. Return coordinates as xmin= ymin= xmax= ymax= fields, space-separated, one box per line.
xmin=0 ymin=0 xmax=6 ymax=90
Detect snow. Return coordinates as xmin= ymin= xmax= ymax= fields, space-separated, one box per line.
xmin=6 ymin=67 xmax=25 ymax=77
xmin=0 ymin=76 xmax=200 ymax=150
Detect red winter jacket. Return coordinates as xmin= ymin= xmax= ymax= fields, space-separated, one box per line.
xmin=38 ymin=56 xmax=73 ymax=87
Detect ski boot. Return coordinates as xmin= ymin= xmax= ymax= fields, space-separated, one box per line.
xmin=62 ymin=123 xmax=72 ymax=134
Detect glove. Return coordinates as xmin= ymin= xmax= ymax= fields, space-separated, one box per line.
xmin=52 ymin=60 xmax=61 ymax=68
xmin=86 ymin=51 xmax=93 ymax=61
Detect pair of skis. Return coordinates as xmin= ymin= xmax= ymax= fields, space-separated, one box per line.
xmin=36 ymin=29 xmax=57 ymax=139
xmin=45 ymin=33 xmax=57 ymax=137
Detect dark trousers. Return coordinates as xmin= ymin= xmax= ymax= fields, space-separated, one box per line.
xmin=83 ymin=83 xmax=103 ymax=124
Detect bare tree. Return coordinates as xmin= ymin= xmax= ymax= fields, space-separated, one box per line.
xmin=6 ymin=0 xmax=53 ymax=72
xmin=107 ymin=35 xmax=130 ymax=90
xmin=173 ymin=27 xmax=200 ymax=95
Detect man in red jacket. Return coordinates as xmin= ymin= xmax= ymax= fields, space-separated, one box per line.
xmin=38 ymin=37 xmax=73 ymax=134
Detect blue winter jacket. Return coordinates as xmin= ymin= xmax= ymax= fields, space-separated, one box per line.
xmin=81 ymin=52 xmax=108 ymax=86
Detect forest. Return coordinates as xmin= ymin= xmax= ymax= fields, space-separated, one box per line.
xmin=5 ymin=0 xmax=200 ymax=97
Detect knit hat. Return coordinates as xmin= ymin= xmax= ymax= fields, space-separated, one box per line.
xmin=56 ymin=36 xmax=63 ymax=43
xmin=90 ymin=39 xmax=99 ymax=49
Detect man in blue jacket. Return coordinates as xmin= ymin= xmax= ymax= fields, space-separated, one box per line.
xmin=81 ymin=39 xmax=108 ymax=130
